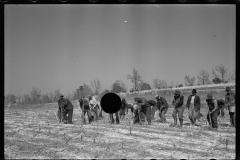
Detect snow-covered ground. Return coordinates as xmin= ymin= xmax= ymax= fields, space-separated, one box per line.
xmin=4 ymin=104 xmax=235 ymax=159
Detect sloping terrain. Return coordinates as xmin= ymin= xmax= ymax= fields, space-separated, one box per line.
xmin=4 ymin=104 xmax=235 ymax=159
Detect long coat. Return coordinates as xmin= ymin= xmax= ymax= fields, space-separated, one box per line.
xmin=61 ymin=98 xmax=74 ymax=110
xmin=172 ymin=95 xmax=184 ymax=109
xmin=157 ymin=97 xmax=169 ymax=110
xmin=137 ymin=97 xmax=151 ymax=109
xmin=186 ymin=95 xmax=201 ymax=111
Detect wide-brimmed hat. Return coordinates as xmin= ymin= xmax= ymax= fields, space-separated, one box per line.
xmin=155 ymin=95 xmax=159 ymax=99
xmin=192 ymin=89 xmax=197 ymax=93
xmin=206 ymin=93 xmax=213 ymax=99
xmin=174 ymin=90 xmax=180 ymax=96
xmin=225 ymin=86 xmax=231 ymax=92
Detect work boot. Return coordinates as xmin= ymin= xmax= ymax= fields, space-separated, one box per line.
xmin=189 ymin=118 xmax=194 ymax=126
xmin=192 ymin=118 xmax=197 ymax=126
xmin=179 ymin=119 xmax=183 ymax=128
xmin=212 ymin=127 xmax=218 ymax=131
xmin=163 ymin=117 xmax=167 ymax=123
xmin=63 ymin=120 xmax=68 ymax=124
xmin=170 ymin=123 xmax=177 ymax=127
xmin=170 ymin=117 xmax=177 ymax=127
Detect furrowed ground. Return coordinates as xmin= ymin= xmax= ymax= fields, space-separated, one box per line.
xmin=4 ymin=100 xmax=235 ymax=159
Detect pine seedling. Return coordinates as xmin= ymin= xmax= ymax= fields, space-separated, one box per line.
xmin=226 ymin=139 xmax=229 ymax=151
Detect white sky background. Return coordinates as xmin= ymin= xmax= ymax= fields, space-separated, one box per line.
xmin=4 ymin=5 xmax=236 ymax=96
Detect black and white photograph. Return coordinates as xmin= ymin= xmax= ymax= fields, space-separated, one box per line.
xmin=4 ymin=4 xmax=236 ymax=159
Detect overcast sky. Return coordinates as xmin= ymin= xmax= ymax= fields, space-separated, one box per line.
xmin=4 ymin=4 xmax=235 ymax=96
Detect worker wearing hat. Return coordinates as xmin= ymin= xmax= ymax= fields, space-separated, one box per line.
xmin=134 ymin=96 xmax=152 ymax=125
xmin=57 ymin=94 xmax=74 ymax=124
xmin=60 ymin=94 xmax=74 ymax=124
xmin=186 ymin=89 xmax=201 ymax=126
xmin=119 ymin=98 xmax=128 ymax=119
xmin=206 ymin=93 xmax=220 ymax=130
xmin=81 ymin=96 xmax=93 ymax=124
xmin=225 ymin=86 xmax=235 ymax=127
xmin=57 ymin=94 xmax=64 ymax=123
xmin=89 ymin=96 xmax=101 ymax=121
xmin=132 ymin=96 xmax=141 ymax=124
xmin=155 ymin=95 xmax=169 ymax=123
xmin=171 ymin=90 xmax=184 ymax=128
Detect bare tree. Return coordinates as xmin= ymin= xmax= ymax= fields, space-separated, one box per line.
xmin=48 ymin=92 xmax=55 ymax=103
xmin=127 ymin=68 xmax=143 ymax=92
xmin=54 ymin=89 xmax=61 ymax=102
xmin=111 ymin=80 xmax=127 ymax=93
xmin=82 ymin=83 xmax=93 ymax=97
xmin=227 ymin=70 xmax=235 ymax=83
xmin=153 ymin=78 xmax=159 ymax=89
xmin=162 ymin=80 xmax=167 ymax=88
xmin=197 ymin=69 xmax=211 ymax=85
xmin=120 ymin=81 xmax=127 ymax=92
xmin=184 ymin=75 xmax=196 ymax=86
xmin=23 ymin=94 xmax=30 ymax=104
xmin=40 ymin=94 xmax=50 ymax=104
xmin=212 ymin=64 xmax=234 ymax=83
xmin=153 ymin=79 xmax=168 ymax=89
xmin=30 ymin=87 xmax=41 ymax=104
xmin=75 ymin=84 xmax=93 ymax=99
xmin=40 ymin=95 xmax=45 ymax=103
xmin=212 ymin=64 xmax=226 ymax=83
xmin=91 ymin=79 xmax=101 ymax=95
xmin=5 ymin=94 xmax=17 ymax=104
xmin=175 ymin=82 xmax=179 ymax=87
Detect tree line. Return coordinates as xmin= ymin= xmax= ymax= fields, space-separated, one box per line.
xmin=5 ymin=64 xmax=234 ymax=105
xmin=99 ymin=64 xmax=235 ymax=99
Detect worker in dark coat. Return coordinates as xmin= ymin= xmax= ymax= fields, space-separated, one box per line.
xmin=134 ymin=97 xmax=152 ymax=125
xmin=147 ymin=100 xmax=157 ymax=120
xmin=225 ymin=87 xmax=235 ymax=127
xmin=119 ymin=98 xmax=128 ymax=119
xmin=186 ymin=89 xmax=201 ymax=126
xmin=206 ymin=93 xmax=221 ymax=131
xmin=58 ymin=94 xmax=73 ymax=124
xmin=155 ymin=95 xmax=169 ymax=123
xmin=78 ymin=97 xmax=84 ymax=110
xmin=57 ymin=95 xmax=64 ymax=123
xmin=171 ymin=90 xmax=184 ymax=128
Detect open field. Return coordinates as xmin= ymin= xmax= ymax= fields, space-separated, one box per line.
xmin=4 ymin=99 xmax=235 ymax=159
